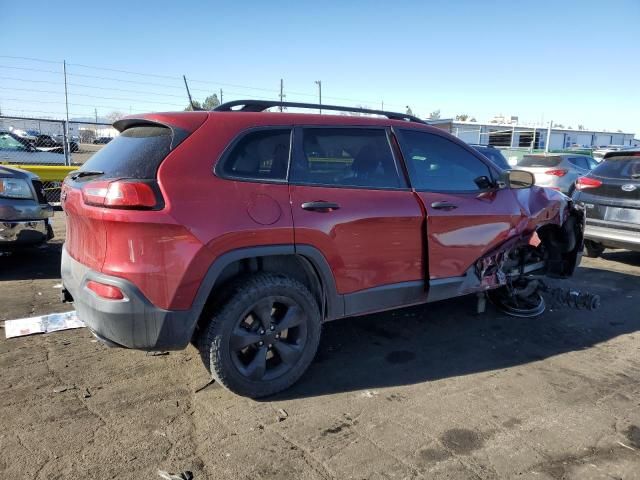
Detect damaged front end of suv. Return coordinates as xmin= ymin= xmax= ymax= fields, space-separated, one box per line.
xmin=467 ymin=185 xmax=598 ymax=317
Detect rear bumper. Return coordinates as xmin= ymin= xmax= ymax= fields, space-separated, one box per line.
xmin=584 ymin=224 xmax=640 ymax=251
xmin=60 ymin=247 xmax=198 ymax=350
xmin=0 ymin=219 xmax=51 ymax=245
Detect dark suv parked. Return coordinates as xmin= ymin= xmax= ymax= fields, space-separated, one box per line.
xmin=61 ymin=101 xmax=585 ymax=397
xmin=572 ymin=149 xmax=640 ymax=257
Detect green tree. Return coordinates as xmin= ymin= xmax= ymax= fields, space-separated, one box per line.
xmin=429 ymin=109 xmax=441 ymax=120
xmin=184 ymin=100 xmax=203 ymax=111
xmin=185 ymin=93 xmax=220 ymax=111
xmin=406 ymin=106 xmax=413 ymax=116
xmin=455 ymin=114 xmax=469 ymax=121
xmin=203 ymin=94 xmax=220 ymax=110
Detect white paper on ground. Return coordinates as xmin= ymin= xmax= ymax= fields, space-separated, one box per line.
xmin=4 ymin=311 xmax=85 ymax=339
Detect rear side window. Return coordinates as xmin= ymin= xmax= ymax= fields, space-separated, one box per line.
xmin=291 ymin=128 xmax=404 ymax=189
xmin=397 ymin=130 xmax=492 ymax=192
xmin=80 ymin=126 xmax=171 ymax=179
xmin=219 ymin=129 xmax=291 ymax=181
xmin=592 ymin=156 xmax=640 ymax=179
xmin=519 ymin=155 xmax=562 ymax=167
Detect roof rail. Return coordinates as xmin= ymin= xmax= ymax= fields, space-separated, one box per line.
xmin=213 ymin=100 xmax=426 ymax=124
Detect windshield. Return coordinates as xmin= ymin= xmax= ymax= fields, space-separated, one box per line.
xmin=476 ymin=148 xmax=510 ymax=170
xmin=592 ymin=156 xmax=640 ymax=179
xmin=519 ymin=155 xmax=562 ymax=167
xmin=0 ymin=133 xmax=31 ymax=152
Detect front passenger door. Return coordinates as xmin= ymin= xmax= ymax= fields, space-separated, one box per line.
xmin=395 ymin=129 xmax=524 ymax=281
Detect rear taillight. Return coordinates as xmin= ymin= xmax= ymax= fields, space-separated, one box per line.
xmin=545 ymin=169 xmax=568 ymax=177
xmin=81 ymin=180 xmax=161 ymax=209
xmin=575 ymin=176 xmax=603 ymax=191
xmin=86 ymin=280 xmax=125 ymax=300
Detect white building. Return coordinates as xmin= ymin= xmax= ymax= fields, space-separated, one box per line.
xmin=431 ymin=120 xmax=636 ymax=150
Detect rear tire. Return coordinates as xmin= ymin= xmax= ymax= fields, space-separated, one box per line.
xmin=198 ymin=273 xmax=321 ymax=398
xmin=584 ymin=240 xmax=605 ymax=258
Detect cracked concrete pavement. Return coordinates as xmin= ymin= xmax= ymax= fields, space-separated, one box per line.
xmin=1 ymin=211 xmax=639 ymax=479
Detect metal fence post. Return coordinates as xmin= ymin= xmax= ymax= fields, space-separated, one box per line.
xmin=545 ymin=121 xmax=553 ymax=153
xmin=63 ymin=60 xmax=71 ymax=166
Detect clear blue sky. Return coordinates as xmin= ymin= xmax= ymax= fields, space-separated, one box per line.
xmin=1 ymin=0 xmax=638 ymax=135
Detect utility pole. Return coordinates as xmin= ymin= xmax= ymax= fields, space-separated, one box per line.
xmin=279 ymin=78 xmax=285 ymax=112
xmin=545 ymin=120 xmax=553 ymax=153
xmin=381 ymin=100 xmax=384 ymax=110
xmin=531 ymin=126 xmax=536 ymax=152
xmin=63 ymin=60 xmax=71 ymax=166
xmin=315 ymin=80 xmax=322 ymax=114
xmin=219 ymin=88 xmax=223 ymax=104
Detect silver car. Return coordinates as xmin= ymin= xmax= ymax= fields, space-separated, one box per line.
xmin=517 ymin=154 xmax=598 ymax=195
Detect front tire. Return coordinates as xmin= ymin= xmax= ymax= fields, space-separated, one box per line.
xmin=198 ymin=273 xmax=321 ymax=398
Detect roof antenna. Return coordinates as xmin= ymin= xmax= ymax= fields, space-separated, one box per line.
xmin=183 ymin=75 xmax=200 ymax=111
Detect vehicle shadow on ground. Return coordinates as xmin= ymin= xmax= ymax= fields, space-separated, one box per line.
xmin=600 ymin=250 xmax=640 ymax=267
xmin=269 ymin=264 xmax=640 ymax=400
xmin=0 ymin=242 xmax=62 ymax=281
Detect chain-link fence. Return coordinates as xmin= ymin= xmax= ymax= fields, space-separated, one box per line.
xmin=1 ymin=115 xmax=117 ymax=202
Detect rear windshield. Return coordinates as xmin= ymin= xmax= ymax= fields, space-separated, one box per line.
xmin=519 ymin=156 xmax=562 ymax=167
xmin=592 ymin=156 xmax=640 ymax=179
xmin=80 ymin=126 xmax=172 ymax=179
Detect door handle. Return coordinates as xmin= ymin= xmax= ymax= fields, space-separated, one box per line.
xmin=301 ymin=201 xmax=340 ymax=212
xmin=430 ymin=201 xmax=458 ymax=210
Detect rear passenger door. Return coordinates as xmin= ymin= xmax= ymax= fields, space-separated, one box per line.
xmin=289 ymin=127 xmax=425 ymax=315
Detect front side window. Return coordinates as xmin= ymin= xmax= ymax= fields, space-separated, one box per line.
xmin=397 ymin=130 xmax=493 ymax=192
xmin=291 ymin=128 xmax=404 ymax=189
xmin=220 ymin=129 xmax=291 ymax=181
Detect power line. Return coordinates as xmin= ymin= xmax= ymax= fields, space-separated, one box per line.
xmin=3 ymin=86 xmax=185 ymax=107
xmin=0 ymin=55 xmax=61 ymax=64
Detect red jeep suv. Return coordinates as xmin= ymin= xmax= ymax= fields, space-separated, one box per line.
xmin=61 ymin=101 xmax=584 ymax=397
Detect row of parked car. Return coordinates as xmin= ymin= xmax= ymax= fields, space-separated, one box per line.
xmin=469 ymin=143 xmax=639 ymax=258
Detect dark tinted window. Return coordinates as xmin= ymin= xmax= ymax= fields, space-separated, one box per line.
xmin=592 ymin=156 xmax=640 ymax=179
xmin=81 ymin=126 xmax=169 ymax=179
xmin=220 ymin=129 xmax=291 ymax=181
xmin=398 ymin=130 xmax=492 ymax=191
xmin=291 ymin=128 xmax=403 ymax=189
xmin=568 ymin=156 xmax=589 ymax=169
xmin=519 ymin=155 xmax=562 ymax=167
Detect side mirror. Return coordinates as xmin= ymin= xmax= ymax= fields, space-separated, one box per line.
xmin=501 ymin=169 xmax=535 ymax=189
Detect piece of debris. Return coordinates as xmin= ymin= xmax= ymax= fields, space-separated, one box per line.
xmin=359 ymin=390 xmax=379 ymax=398
xmin=146 ymin=351 xmax=170 ymax=357
xmin=277 ymin=408 xmax=288 ymax=421
xmin=53 ymin=283 xmax=63 ymax=288
xmin=5 ymin=311 xmax=84 ymax=339
xmin=157 ymin=470 xmax=194 ymax=480
xmin=194 ymin=378 xmax=215 ymax=393
xmin=53 ymin=385 xmax=76 ymax=394
xmin=83 ymin=388 xmax=92 ymax=398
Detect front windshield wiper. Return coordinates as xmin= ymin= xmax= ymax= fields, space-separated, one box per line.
xmin=70 ymin=170 xmax=104 ymax=180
